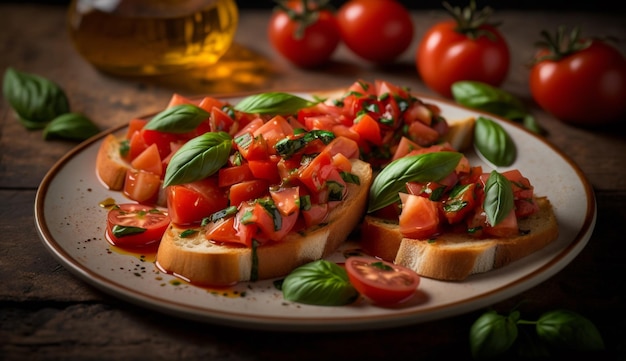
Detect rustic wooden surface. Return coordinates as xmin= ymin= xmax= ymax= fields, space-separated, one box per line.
xmin=1 ymin=4 xmax=625 ymax=361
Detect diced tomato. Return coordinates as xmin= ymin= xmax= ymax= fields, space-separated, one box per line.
xmin=141 ymin=129 xmax=181 ymax=160
xmin=167 ymin=178 xmax=229 ymax=225
xmin=375 ymin=79 xmax=409 ymax=99
xmin=331 ymin=153 xmax=352 ymax=173
xmin=123 ymin=169 xmax=161 ymax=204
xmin=252 ymin=201 xmax=298 ymax=242
xmin=298 ymin=150 xmax=333 ymax=193
xmin=210 ymin=106 xmax=235 ymax=133
xmin=131 ymin=143 xmax=163 ymax=177
xmin=398 ymin=193 xmax=440 ymax=239
xmin=218 ymin=163 xmax=254 ymax=188
xmin=392 ymin=136 xmax=422 ymax=161
xmin=126 ymin=118 xmax=147 ymax=140
xmin=205 ymin=216 xmax=238 ymax=244
xmin=405 ymin=119 xmax=440 ymax=147
xmin=167 ymin=93 xmax=196 ymax=108
xmin=324 ymin=136 xmax=360 ymax=159
xmin=127 ymin=130 xmax=149 ymax=162
xmin=501 ymin=169 xmax=539 ymax=217
xmin=229 ymin=179 xmax=269 ymax=207
xmin=234 ymin=118 xmax=264 ymax=138
xmin=248 ymin=159 xmax=281 ymax=184
xmin=234 ymin=204 xmax=258 ymax=246
xmin=270 ymin=186 xmax=301 ymax=216
xmin=443 ymin=183 xmax=478 ymax=224
xmin=197 ymin=96 xmax=225 ymax=113
xmin=404 ymin=103 xmax=433 ymax=126
xmin=484 ymin=208 xmax=519 ymax=237
xmin=235 ymin=132 xmax=269 ymax=161
xmin=301 ymin=202 xmax=329 ymax=228
xmin=351 ymin=113 xmax=382 ymax=146
xmin=253 ymin=115 xmax=293 ymax=152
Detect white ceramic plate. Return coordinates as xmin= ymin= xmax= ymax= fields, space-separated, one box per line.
xmin=34 ymin=94 xmax=596 ymax=332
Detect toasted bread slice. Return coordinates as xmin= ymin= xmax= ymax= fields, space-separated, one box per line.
xmin=361 ymin=197 xmax=558 ymax=281
xmin=96 ymin=134 xmax=130 ymax=191
xmin=155 ymin=159 xmax=373 ymax=286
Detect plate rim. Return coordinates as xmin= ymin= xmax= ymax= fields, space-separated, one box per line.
xmin=33 ymin=92 xmax=597 ymax=332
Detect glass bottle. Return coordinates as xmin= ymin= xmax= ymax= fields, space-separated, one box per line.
xmin=67 ymin=0 xmax=239 ymax=76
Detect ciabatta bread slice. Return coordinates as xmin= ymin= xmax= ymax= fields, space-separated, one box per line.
xmin=361 ymin=197 xmax=558 ymax=281
xmin=155 ymin=159 xmax=372 ymax=286
xmin=96 ymin=134 xmax=130 ymax=191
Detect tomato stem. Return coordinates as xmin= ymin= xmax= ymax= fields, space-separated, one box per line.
xmin=533 ymin=26 xmax=592 ymax=63
xmin=273 ymin=0 xmax=333 ymax=39
xmin=443 ymin=0 xmax=500 ymax=41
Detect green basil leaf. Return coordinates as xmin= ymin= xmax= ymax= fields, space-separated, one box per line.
xmin=3 ymin=67 xmax=70 ymax=129
xmin=536 ymin=310 xmax=605 ymax=351
xmin=474 ymin=116 xmax=517 ymax=167
xmin=451 ymin=81 xmax=527 ymax=120
xmin=367 ymin=152 xmax=463 ymax=213
xmin=144 ymin=104 xmax=210 ymax=133
xmin=483 ymin=171 xmax=515 ymax=226
xmin=112 ymin=225 xmax=146 ymax=238
xmin=281 ymin=260 xmax=358 ymax=306
xmin=42 ymin=113 xmax=100 ymax=141
xmin=163 ymin=131 xmax=232 ymax=187
xmin=234 ymin=92 xmax=317 ymax=115
xmin=470 ymin=310 xmax=519 ymax=360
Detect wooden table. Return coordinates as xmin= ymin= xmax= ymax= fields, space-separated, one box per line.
xmin=1 ymin=4 xmax=625 ymax=360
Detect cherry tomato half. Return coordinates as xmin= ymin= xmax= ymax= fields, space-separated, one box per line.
xmin=268 ymin=1 xmax=340 ymax=68
xmin=105 ymin=203 xmax=170 ymax=250
xmin=337 ymin=0 xmax=413 ymax=63
xmin=345 ymin=256 xmax=420 ymax=305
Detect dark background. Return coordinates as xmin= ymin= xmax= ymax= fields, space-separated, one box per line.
xmin=1 ymin=0 xmax=623 ymax=12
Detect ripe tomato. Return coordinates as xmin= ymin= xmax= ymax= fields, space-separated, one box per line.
xmin=337 ymin=0 xmax=413 ymax=63
xmin=416 ymin=2 xmax=509 ymax=98
xmin=345 ymin=256 xmax=420 ymax=305
xmin=167 ymin=178 xmax=229 ymax=225
xmin=105 ymin=203 xmax=170 ymax=250
xmin=529 ymin=29 xmax=626 ymax=126
xmin=268 ymin=1 xmax=340 ymax=68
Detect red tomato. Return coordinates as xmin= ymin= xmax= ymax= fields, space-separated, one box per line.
xmin=268 ymin=1 xmax=340 ymax=68
xmin=337 ymin=0 xmax=413 ymax=63
xmin=529 ymin=35 xmax=626 ymax=126
xmin=345 ymin=256 xmax=420 ymax=305
xmin=123 ymin=169 xmax=161 ymax=204
xmin=167 ymin=178 xmax=229 ymax=225
xmin=105 ymin=203 xmax=170 ymax=249
xmin=130 ymin=143 xmax=163 ymax=177
xmin=398 ymin=193 xmax=440 ymax=239
xmin=416 ymin=3 xmax=509 ymax=98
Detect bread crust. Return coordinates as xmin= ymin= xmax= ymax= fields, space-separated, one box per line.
xmin=155 ymin=159 xmax=373 ymax=286
xmin=362 ymin=197 xmax=559 ymax=281
xmin=95 ymin=134 xmax=129 ymax=190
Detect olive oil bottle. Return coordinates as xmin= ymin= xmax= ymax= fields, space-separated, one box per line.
xmin=67 ymin=0 xmax=238 ymax=76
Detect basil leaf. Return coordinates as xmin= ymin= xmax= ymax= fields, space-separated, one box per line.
xmin=42 ymin=113 xmax=100 ymax=141
xmin=163 ymin=131 xmax=231 ymax=187
xmin=111 ymin=225 xmax=146 ymax=238
xmin=474 ymin=116 xmax=517 ymax=167
xmin=3 ymin=67 xmax=70 ymax=129
xmin=536 ymin=310 xmax=605 ymax=351
xmin=234 ymin=92 xmax=317 ymax=115
xmin=483 ymin=171 xmax=515 ymax=226
xmin=144 ymin=104 xmax=210 ymax=133
xmin=470 ymin=310 xmax=519 ymax=360
xmin=367 ymin=152 xmax=463 ymax=213
xmin=281 ymin=260 xmax=358 ymax=306
xmin=452 ymin=81 xmax=527 ymax=120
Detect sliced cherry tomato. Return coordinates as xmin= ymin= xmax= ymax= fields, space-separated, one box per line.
xmin=529 ymin=28 xmax=626 ymax=126
xmin=105 ymin=203 xmax=170 ymax=250
xmin=416 ymin=2 xmax=510 ymax=98
xmin=345 ymin=256 xmax=420 ymax=305
xmin=337 ymin=0 xmax=413 ymax=63
xmin=268 ymin=1 xmax=340 ymax=68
